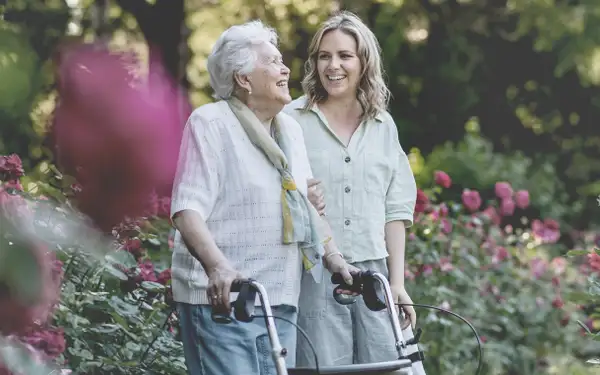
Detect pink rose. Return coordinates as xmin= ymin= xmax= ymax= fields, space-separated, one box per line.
xmin=531 ymin=219 xmax=560 ymax=244
xmin=494 ymin=182 xmax=513 ymax=199
xmin=530 ymin=257 xmax=548 ymax=278
xmin=0 ymin=154 xmax=25 ymax=179
xmin=441 ymin=218 xmax=452 ymax=234
xmin=500 ymin=197 xmax=515 ymax=216
xmin=461 ymin=189 xmax=482 ymax=212
xmin=415 ymin=189 xmax=429 ymax=213
xmin=481 ymin=206 xmax=501 ymax=225
xmin=492 ymin=246 xmax=510 ymax=264
xmin=434 ymin=171 xmax=452 ymax=188
xmin=157 ymin=268 xmax=172 ymax=285
xmin=514 ymin=190 xmax=530 ymax=209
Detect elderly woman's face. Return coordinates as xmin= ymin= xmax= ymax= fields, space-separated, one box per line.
xmin=246 ymin=42 xmax=291 ymax=106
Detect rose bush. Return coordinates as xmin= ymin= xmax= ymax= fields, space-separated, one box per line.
xmin=406 ymin=172 xmax=594 ymax=375
xmin=0 ymin=154 xmax=185 ymax=374
xmin=1 ymin=152 xmax=597 ymax=375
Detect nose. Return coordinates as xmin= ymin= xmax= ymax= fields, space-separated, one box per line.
xmin=328 ymin=55 xmax=341 ymax=69
xmin=281 ymin=63 xmax=290 ymax=75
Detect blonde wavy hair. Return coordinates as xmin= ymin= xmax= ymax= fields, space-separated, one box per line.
xmin=302 ymin=11 xmax=390 ymax=122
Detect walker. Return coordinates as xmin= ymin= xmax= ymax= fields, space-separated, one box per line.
xmin=212 ymin=271 xmax=427 ymax=375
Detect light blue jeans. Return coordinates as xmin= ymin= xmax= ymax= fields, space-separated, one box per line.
xmin=177 ymin=303 xmax=298 ymax=375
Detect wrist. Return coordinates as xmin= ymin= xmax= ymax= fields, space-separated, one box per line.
xmin=389 ymin=278 xmax=405 ymax=290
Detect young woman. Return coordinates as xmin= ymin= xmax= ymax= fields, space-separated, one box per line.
xmin=284 ymin=11 xmax=418 ymax=366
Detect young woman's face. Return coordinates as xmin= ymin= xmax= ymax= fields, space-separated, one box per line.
xmin=316 ymin=29 xmax=362 ymax=100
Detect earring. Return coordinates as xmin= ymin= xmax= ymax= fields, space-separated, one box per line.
xmin=248 ymin=89 xmax=252 ymax=95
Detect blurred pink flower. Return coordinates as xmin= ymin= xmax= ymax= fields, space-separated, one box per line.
xmin=492 ymin=246 xmax=509 ymax=264
xmin=494 ymin=182 xmax=513 ymax=199
xmin=529 ymin=257 xmax=548 ymax=278
xmin=481 ymin=206 xmax=501 ymax=225
xmin=514 ymin=190 xmax=530 ymax=209
xmin=20 ymin=327 xmax=67 ymax=359
xmin=122 ymin=238 xmax=144 ymax=259
xmin=434 ymin=171 xmax=452 ymax=188
xmin=0 ymin=154 xmax=24 ymax=179
xmin=2 ymin=179 xmax=23 ymax=191
xmin=438 ymin=203 xmax=449 ymax=217
xmin=51 ymin=42 xmax=190 ymax=232
xmin=441 ymin=218 xmax=452 ymax=234
xmin=415 ymin=189 xmax=429 ymax=213
xmin=500 ymin=198 xmax=515 ymax=216
xmin=135 ymin=260 xmax=158 ymax=283
xmin=550 ymin=257 xmax=567 ymax=276
xmin=461 ymin=189 xmax=482 ymax=212
xmin=157 ymin=269 xmax=172 ymax=285
xmin=531 ymin=219 xmax=560 ymax=244
xmin=421 ymin=265 xmax=434 ymax=277
xmin=439 ymin=257 xmax=453 ymax=272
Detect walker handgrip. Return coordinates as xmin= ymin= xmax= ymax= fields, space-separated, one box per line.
xmin=229 ymin=279 xmax=246 ymax=293
xmin=330 ymin=271 xmax=364 ymax=286
xmin=212 ymin=279 xmax=257 ymax=324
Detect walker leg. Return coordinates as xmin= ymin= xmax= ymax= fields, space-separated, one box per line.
xmin=251 ymin=281 xmax=289 ymax=375
xmin=371 ymin=273 xmax=414 ymax=375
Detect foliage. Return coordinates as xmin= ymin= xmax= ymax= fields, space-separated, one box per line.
xmin=1 ymin=153 xmax=597 ymax=375
xmin=3 ymin=0 xmax=600 ymax=226
xmin=407 ymin=170 xmax=592 ymax=375
xmin=410 ymin=119 xmax=573 ymax=228
xmin=566 ymin=196 xmax=600 ymax=368
xmin=0 ymin=155 xmax=185 ymax=375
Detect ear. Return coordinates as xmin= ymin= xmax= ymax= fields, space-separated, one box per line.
xmin=234 ymin=72 xmax=252 ymax=93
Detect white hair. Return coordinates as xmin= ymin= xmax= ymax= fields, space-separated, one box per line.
xmin=207 ymin=20 xmax=279 ymax=100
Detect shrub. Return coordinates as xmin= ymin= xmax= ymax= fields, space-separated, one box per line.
xmin=407 ymin=173 xmax=590 ymax=375
xmin=0 ymin=153 xmax=595 ymax=375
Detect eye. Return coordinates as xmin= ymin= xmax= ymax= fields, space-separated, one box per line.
xmin=318 ymin=53 xmax=329 ymax=60
xmin=341 ymin=54 xmax=353 ymax=59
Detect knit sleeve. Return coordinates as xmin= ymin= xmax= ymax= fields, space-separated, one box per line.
xmin=170 ymin=114 xmax=222 ymax=221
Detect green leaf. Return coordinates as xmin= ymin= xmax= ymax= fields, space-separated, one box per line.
xmin=90 ymin=324 xmax=120 ymax=334
xmin=108 ymin=296 xmax=139 ymax=316
xmin=102 ymin=263 xmax=128 ymax=281
xmin=141 ymin=281 xmax=166 ymax=293
xmin=566 ymin=249 xmax=590 ymax=257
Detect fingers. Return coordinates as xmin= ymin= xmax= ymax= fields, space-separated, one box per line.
xmin=340 ymin=266 xmax=354 ymax=286
xmin=307 ymin=178 xmax=321 ymax=188
xmin=406 ymin=305 xmax=417 ymax=329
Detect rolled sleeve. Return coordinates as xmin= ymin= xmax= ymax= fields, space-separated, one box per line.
xmin=170 ymin=115 xmax=221 ymax=221
xmin=385 ymin=121 xmax=417 ymax=226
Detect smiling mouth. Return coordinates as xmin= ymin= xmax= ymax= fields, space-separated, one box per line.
xmin=276 ymin=80 xmax=288 ymax=87
xmin=327 ymin=75 xmax=346 ymax=81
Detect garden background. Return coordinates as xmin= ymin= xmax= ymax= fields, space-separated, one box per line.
xmin=2 ymin=0 xmax=600 ymax=374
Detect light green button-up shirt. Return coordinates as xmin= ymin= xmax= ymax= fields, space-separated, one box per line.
xmin=284 ymin=96 xmax=417 ymax=263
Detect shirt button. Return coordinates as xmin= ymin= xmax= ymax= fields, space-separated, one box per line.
xmin=345 ymin=219 xmax=351 ymax=226
xmin=344 ymin=156 xmax=351 ymax=163
xmin=345 ymin=186 xmax=351 ymax=193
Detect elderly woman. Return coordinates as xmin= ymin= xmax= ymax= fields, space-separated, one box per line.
xmin=169 ymin=20 xmax=355 ymax=375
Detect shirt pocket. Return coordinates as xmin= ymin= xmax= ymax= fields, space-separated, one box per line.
xmin=362 ymin=151 xmax=393 ymax=197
